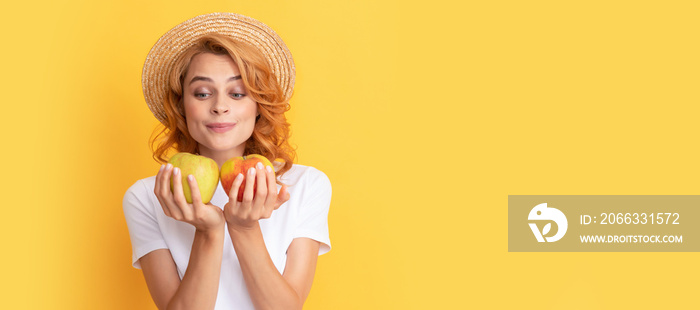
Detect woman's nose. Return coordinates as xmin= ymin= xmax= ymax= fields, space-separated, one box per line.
xmin=212 ymin=98 xmax=230 ymax=114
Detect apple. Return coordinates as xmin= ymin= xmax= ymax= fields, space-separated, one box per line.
xmin=220 ymin=154 xmax=274 ymax=201
xmin=168 ymin=152 xmax=220 ymax=204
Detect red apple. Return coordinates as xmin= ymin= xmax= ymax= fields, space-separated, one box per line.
xmin=220 ymin=154 xmax=274 ymax=201
xmin=168 ymin=152 xmax=220 ymax=204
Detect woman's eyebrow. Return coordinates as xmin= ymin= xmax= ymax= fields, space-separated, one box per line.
xmin=189 ymin=75 xmax=242 ymax=85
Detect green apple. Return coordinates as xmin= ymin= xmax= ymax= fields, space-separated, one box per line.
xmin=168 ymin=152 xmax=220 ymax=204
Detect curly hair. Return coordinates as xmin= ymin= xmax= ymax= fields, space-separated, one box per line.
xmin=150 ymin=33 xmax=296 ymax=177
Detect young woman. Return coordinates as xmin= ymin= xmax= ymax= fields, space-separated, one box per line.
xmin=123 ymin=13 xmax=331 ymax=310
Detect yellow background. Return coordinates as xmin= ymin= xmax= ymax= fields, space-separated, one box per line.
xmin=1 ymin=0 xmax=698 ymax=309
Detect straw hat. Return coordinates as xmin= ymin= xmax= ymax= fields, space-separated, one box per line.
xmin=142 ymin=12 xmax=296 ymax=124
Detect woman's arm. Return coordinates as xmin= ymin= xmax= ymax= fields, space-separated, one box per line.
xmin=224 ymin=163 xmax=321 ymax=309
xmin=139 ymin=229 xmax=224 ymax=310
xmin=229 ymin=226 xmax=320 ymax=310
xmin=140 ymin=164 xmax=227 ymax=310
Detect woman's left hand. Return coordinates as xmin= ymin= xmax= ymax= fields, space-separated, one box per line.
xmin=224 ymin=162 xmax=290 ymax=230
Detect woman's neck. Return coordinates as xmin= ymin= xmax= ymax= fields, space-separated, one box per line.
xmin=197 ymin=145 xmax=245 ymax=168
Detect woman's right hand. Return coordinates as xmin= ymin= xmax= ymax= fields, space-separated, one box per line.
xmin=154 ymin=163 xmax=225 ymax=233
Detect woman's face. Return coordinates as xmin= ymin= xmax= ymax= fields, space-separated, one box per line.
xmin=182 ymin=52 xmax=258 ymax=159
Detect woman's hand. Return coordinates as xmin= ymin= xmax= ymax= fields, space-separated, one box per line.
xmin=154 ymin=163 xmax=225 ymax=233
xmin=224 ymin=162 xmax=290 ymax=230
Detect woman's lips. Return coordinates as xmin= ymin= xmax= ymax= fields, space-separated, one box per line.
xmin=206 ymin=123 xmax=236 ymax=133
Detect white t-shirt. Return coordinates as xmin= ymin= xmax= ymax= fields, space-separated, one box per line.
xmin=123 ymin=164 xmax=331 ymax=309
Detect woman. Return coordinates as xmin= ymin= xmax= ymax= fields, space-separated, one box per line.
xmin=123 ymin=13 xmax=332 ymax=310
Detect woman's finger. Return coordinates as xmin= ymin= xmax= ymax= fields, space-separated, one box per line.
xmin=154 ymin=164 xmax=172 ymax=218
xmin=228 ymin=173 xmax=245 ymax=202
xmin=263 ymin=165 xmax=277 ymax=207
xmin=241 ymin=167 xmax=257 ymax=204
xmin=255 ymin=162 xmax=268 ymax=207
xmin=157 ymin=164 xmax=172 ymax=199
xmin=155 ymin=164 xmax=164 ymax=188
xmin=262 ymin=165 xmax=277 ymax=219
xmin=170 ymin=167 xmax=190 ymax=221
xmin=274 ymin=185 xmax=290 ymax=210
xmin=187 ymin=174 xmax=205 ymax=216
xmin=161 ymin=164 xmax=182 ymax=220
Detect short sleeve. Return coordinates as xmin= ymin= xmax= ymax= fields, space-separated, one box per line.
xmin=293 ymin=168 xmax=332 ymax=255
xmin=123 ymin=179 xmax=168 ymax=269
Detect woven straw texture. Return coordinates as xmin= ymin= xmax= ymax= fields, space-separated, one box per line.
xmin=142 ymin=12 xmax=295 ymax=124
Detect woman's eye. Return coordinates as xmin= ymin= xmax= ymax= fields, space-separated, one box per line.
xmin=194 ymin=93 xmax=210 ymax=99
xmin=231 ymin=93 xmax=245 ymax=99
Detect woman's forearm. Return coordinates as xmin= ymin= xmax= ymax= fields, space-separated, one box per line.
xmin=167 ymin=229 xmax=225 ymax=310
xmin=228 ymin=224 xmax=303 ymax=310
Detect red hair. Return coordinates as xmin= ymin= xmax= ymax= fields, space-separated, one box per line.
xmin=150 ymin=33 xmax=296 ymax=177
